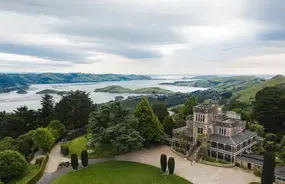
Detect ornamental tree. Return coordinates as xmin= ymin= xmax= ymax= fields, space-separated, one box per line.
xmin=261 ymin=152 xmax=275 ymax=184
xmin=135 ymin=97 xmax=164 ymax=146
xmin=160 ymin=154 xmax=167 ymax=172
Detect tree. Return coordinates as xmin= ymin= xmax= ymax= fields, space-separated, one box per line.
xmin=197 ymin=133 xmax=209 ymax=160
xmin=88 ymin=103 xmax=144 ymax=154
xmin=81 ymin=150 xmax=88 ymax=168
xmin=55 ymin=91 xmax=94 ymax=130
xmin=248 ymin=121 xmax=264 ymax=136
xmin=14 ymin=106 xmax=39 ymax=130
xmin=47 ymin=120 xmax=66 ymax=139
xmin=177 ymin=131 xmax=188 ymax=154
xmin=71 ymin=153 xmax=78 ymax=170
xmin=253 ymin=86 xmax=285 ymax=132
xmin=163 ymin=116 xmax=175 ymax=136
xmin=17 ymin=141 xmax=30 ymax=157
xmin=280 ymin=135 xmax=285 ymax=149
xmin=0 ymin=114 xmax=26 ymax=138
xmin=0 ymin=137 xmax=18 ymax=151
xmin=39 ymin=94 xmax=55 ymax=127
xmin=0 ymin=150 xmax=28 ymax=178
xmin=135 ymin=97 xmax=164 ymax=146
xmin=261 ymin=152 xmax=275 ymax=184
xmin=174 ymin=118 xmax=186 ymax=128
xmin=160 ymin=154 xmax=167 ymax=172
xmin=33 ymin=128 xmax=55 ymax=152
xmin=168 ymin=157 xmax=175 ymax=175
xmin=151 ymin=103 xmax=169 ymax=124
xmin=179 ymin=97 xmax=198 ymax=119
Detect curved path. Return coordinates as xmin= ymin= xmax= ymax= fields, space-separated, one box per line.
xmin=37 ymin=145 xmax=260 ymax=184
xmin=36 ymin=142 xmax=115 ymax=184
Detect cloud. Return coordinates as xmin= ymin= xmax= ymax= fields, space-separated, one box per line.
xmin=0 ymin=0 xmax=284 ymax=74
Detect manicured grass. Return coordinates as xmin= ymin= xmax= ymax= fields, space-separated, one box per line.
xmin=68 ymin=135 xmax=89 ymax=156
xmin=52 ymin=161 xmax=191 ymax=184
xmin=67 ymin=135 xmax=116 ymax=158
xmin=8 ymin=164 xmax=40 ymax=184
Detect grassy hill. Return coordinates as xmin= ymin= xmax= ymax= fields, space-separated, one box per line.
xmin=160 ymin=76 xmax=264 ymax=92
xmin=236 ymin=75 xmax=285 ymax=102
xmin=95 ymin=85 xmax=174 ymax=94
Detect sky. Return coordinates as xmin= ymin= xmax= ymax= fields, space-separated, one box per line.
xmin=0 ymin=0 xmax=284 ymax=75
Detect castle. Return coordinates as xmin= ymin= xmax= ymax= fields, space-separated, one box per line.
xmin=172 ymin=104 xmax=258 ymax=163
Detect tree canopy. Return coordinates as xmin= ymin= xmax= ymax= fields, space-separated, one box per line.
xmin=135 ymin=97 xmax=164 ymax=146
xmin=253 ymin=86 xmax=285 ymax=133
xmin=55 ymin=91 xmax=94 ymax=130
xmin=151 ymin=103 xmax=169 ymax=124
xmin=88 ymin=102 xmax=144 ymax=154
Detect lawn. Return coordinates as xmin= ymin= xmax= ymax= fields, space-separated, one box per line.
xmin=67 ymin=135 xmax=116 ymax=158
xmin=52 ymin=161 xmax=191 ymax=184
xmin=67 ymin=135 xmax=89 ymax=156
xmin=8 ymin=164 xmax=40 ymax=184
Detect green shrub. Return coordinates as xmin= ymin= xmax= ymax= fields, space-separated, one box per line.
xmin=71 ymin=153 xmax=78 ymax=170
xmin=26 ymin=153 xmax=49 ymax=184
xmin=18 ymin=141 xmax=31 ymax=157
xmin=81 ymin=150 xmax=88 ymax=168
xmin=160 ymin=154 xmax=167 ymax=172
xmin=18 ymin=130 xmax=35 ymax=148
xmin=60 ymin=143 xmax=69 ymax=156
xmin=33 ymin=128 xmax=55 ymax=152
xmin=168 ymin=157 xmax=175 ymax=175
xmin=0 ymin=181 xmax=3 ymax=184
xmin=0 ymin=150 xmax=28 ymax=178
xmin=47 ymin=120 xmax=66 ymax=139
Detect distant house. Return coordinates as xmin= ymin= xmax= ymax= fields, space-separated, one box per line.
xmin=172 ymin=103 xmax=258 ymax=163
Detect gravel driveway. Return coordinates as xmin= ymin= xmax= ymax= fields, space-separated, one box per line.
xmin=117 ymin=146 xmax=260 ymax=184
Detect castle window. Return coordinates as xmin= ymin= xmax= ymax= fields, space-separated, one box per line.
xmin=224 ymin=129 xmax=227 ymax=136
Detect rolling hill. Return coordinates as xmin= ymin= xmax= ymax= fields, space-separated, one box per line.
xmin=236 ymin=75 xmax=285 ymax=102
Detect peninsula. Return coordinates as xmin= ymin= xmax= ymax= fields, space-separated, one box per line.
xmin=95 ymin=85 xmax=174 ymax=94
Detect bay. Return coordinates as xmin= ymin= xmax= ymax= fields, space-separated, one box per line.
xmin=0 ymin=78 xmax=205 ymax=112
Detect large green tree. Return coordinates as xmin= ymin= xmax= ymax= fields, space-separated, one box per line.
xmin=88 ymin=103 xmax=144 ymax=154
xmin=261 ymin=152 xmax=276 ymax=184
xmin=253 ymin=86 xmax=285 ymax=132
xmin=179 ymin=96 xmax=198 ymax=119
xmin=0 ymin=114 xmax=26 ymax=138
xmin=33 ymin=128 xmax=55 ymax=152
xmin=39 ymin=94 xmax=55 ymax=127
xmin=151 ymin=103 xmax=169 ymax=124
xmin=135 ymin=97 xmax=164 ymax=146
xmin=55 ymin=91 xmax=94 ymax=130
xmin=163 ymin=115 xmax=175 ymax=136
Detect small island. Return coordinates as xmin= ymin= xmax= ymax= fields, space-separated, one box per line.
xmin=36 ymin=89 xmax=69 ymax=95
xmin=95 ymin=85 xmax=174 ymax=94
xmin=16 ymin=89 xmax=28 ymax=94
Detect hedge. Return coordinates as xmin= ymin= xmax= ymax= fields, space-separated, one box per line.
xmin=26 ymin=153 xmax=49 ymax=184
xmin=66 ymin=127 xmax=87 ymax=141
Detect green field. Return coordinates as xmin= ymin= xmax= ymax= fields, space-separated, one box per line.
xmin=67 ymin=135 xmax=116 ymax=158
xmin=52 ymin=161 xmax=191 ymax=184
xmin=236 ymin=75 xmax=285 ymax=102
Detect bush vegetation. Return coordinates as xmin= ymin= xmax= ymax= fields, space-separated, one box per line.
xmin=71 ymin=153 xmax=79 ymax=170
xmin=160 ymin=154 xmax=167 ymax=172
xmin=168 ymin=157 xmax=175 ymax=175
xmin=33 ymin=128 xmax=55 ymax=152
xmin=0 ymin=150 xmax=28 ymax=179
xmin=81 ymin=150 xmax=88 ymax=168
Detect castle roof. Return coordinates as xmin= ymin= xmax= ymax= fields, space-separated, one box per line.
xmin=209 ymin=130 xmax=257 ymax=145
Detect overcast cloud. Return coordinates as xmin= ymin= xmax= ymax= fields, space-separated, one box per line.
xmin=0 ymin=0 xmax=284 ymax=74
